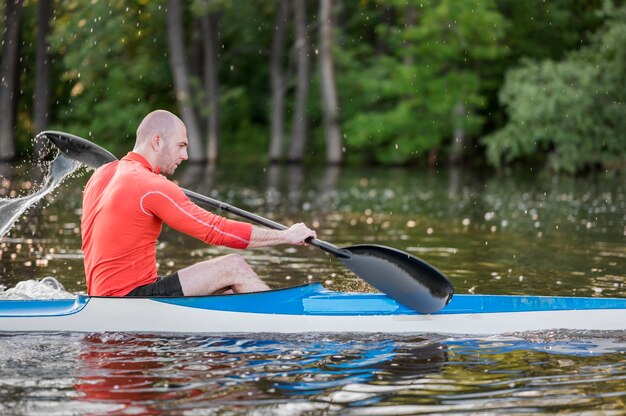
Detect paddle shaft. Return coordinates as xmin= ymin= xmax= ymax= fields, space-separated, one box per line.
xmin=183 ymin=189 xmax=348 ymax=258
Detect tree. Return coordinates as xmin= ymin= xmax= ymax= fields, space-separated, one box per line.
xmin=33 ymin=0 xmax=52 ymax=137
xmin=199 ymin=10 xmax=221 ymax=164
xmin=479 ymin=0 xmax=609 ymax=133
xmin=48 ymin=1 xmax=173 ymax=150
xmin=287 ymin=0 xmax=311 ymax=162
xmin=268 ymin=0 xmax=289 ymax=163
xmin=0 ymin=0 xmax=22 ymax=160
xmin=319 ymin=0 xmax=343 ymax=164
xmin=166 ymin=0 xmax=205 ymax=162
xmin=482 ymin=3 xmax=626 ymax=173
xmin=2 ymin=0 xmax=618 ymax=170
xmin=341 ymin=0 xmax=506 ymax=165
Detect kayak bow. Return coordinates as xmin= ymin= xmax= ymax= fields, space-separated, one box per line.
xmin=1 ymin=284 xmax=624 ymax=335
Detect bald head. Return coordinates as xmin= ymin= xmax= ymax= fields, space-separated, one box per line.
xmin=133 ymin=110 xmax=189 ymax=175
xmin=135 ymin=110 xmax=186 ymax=147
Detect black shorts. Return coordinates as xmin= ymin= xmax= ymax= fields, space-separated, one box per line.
xmin=125 ymin=272 xmax=184 ymax=297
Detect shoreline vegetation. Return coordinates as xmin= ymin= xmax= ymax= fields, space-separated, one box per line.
xmin=0 ymin=0 xmax=624 ymax=174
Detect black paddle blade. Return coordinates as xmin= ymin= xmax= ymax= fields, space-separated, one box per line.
xmin=339 ymin=244 xmax=453 ymax=313
xmin=38 ymin=130 xmax=117 ymax=170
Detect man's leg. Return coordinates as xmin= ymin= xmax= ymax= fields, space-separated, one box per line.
xmin=177 ymin=253 xmax=270 ymax=296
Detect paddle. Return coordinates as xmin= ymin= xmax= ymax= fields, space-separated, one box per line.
xmin=38 ymin=130 xmax=454 ymax=313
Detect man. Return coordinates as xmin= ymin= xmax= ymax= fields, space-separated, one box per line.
xmin=81 ymin=110 xmax=316 ymax=297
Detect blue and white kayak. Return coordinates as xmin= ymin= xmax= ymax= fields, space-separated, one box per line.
xmin=0 ymin=283 xmax=624 ymax=335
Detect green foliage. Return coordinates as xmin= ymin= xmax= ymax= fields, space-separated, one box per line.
xmin=6 ymin=0 xmax=624 ymax=171
xmin=219 ymin=85 xmax=268 ymax=161
xmin=483 ymin=3 xmax=626 ymax=173
xmin=477 ymin=0 xmax=609 ymax=136
xmin=340 ymin=0 xmax=506 ymax=164
xmin=496 ymin=0 xmax=607 ymax=62
xmin=48 ymin=0 xmax=173 ymax=152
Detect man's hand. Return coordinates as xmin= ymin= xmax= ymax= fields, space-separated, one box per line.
xmin=248 ymin=223 xmax=317 ymax=248
xmin=284 ymin=222 xmax=317 ymax=245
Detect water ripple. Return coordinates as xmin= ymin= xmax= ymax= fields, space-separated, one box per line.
xmin=1 ymin=332 xmax=624 ymax=413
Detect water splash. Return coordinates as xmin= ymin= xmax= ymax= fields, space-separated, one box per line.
xmin=0 ymin=153 xmax=81 ymax=240
xmin=0 ymin=276 xmax=75 ymax=299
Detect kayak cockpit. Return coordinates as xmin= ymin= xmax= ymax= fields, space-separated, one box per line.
xmin=0 ymin=296 xmax=89 ymax=317
xmin=151 ymin=283 xmax=417 ymax=315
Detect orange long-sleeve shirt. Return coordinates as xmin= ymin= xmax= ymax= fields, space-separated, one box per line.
xmin=81 ymin=152 xmax=252 ymax=296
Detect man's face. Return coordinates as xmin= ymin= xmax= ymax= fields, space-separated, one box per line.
xmin=156 ymin=126 xmax=188 ymax=176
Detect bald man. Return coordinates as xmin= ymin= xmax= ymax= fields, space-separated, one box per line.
xmin=81 ymin=110 xmax=316 ymax=297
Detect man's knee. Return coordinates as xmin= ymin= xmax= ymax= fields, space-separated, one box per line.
xmin=178 ymin=253 xmax=264 ymax=295
xmin=218 ymin=253 xmax=255 ymax=275
xmin=214 ymin=253 xmax=267 ymax=292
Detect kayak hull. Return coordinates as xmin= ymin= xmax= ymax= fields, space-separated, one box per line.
xmin=1 ymin=284 xmax=624 ymax=335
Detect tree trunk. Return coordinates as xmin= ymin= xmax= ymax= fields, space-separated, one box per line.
xmin=376 ymin=7 xmax=395 ymax=55
xmin=287 ymin=0 xmax=310 ymax=162
xmin=166 ymin=0 xmax=205 ymax=162
xmin=33 ymin=0 xmax=52 ymax=142
xmin=428 ymin=148 xmax=438 ymax=169
xmin=200 ymin=12 xmax=220 ymax=165
xmin=449 ymin=102 xmax=465 ymax=165
xmin=402 ymin=6 xmax=418 ymax=66
xmin=0 ymin=0 xmax=23 ymax=160
xmin=319 ymin=0 xmax=343 ymax=164
xmin=268 ymin=0 xmax=289 ymax=163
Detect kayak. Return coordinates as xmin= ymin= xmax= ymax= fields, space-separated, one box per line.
xmin=0 ymin=283 xmax=624 ymax=335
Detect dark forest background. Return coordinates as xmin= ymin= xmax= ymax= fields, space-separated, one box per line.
xmin=1 ymin=0 xmax=625 ymax=173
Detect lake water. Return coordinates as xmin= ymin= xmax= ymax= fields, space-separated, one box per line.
xmin=0 ymin=159 xmax=625 ymax=414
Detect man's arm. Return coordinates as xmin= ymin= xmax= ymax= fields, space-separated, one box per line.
xmin=142 ymin=178 xmax=253 ymax=249
xmin=247 ymin=223 xmax=317 ymax=248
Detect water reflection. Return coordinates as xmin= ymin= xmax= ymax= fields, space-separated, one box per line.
xmin=286 ymin=165 xmax=305 ymax=214
xmin=76 ymin=333 xmax=204 ymax=411
xmin=1 ymin=330 xmax=626 ymax=414
xmin=72 ymin=333 xmax=448 ymax=411
xmin=265 ymin=164 xmax=282 ymax=211
xmin=264 ymin=164 xmax=342 ymax=216
xmin=318 ymin=165 xmax=342 ymax=214
xmin=38 ymin=332 xmax=626 ymax=413
xmin=178 ymin=162 xmax=216 ymax=197
xmin=446 ymin=165 xmax=462 ymax=199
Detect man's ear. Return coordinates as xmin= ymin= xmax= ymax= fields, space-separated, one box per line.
xmin=150 ymin=134 xmax=161 ymax=151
